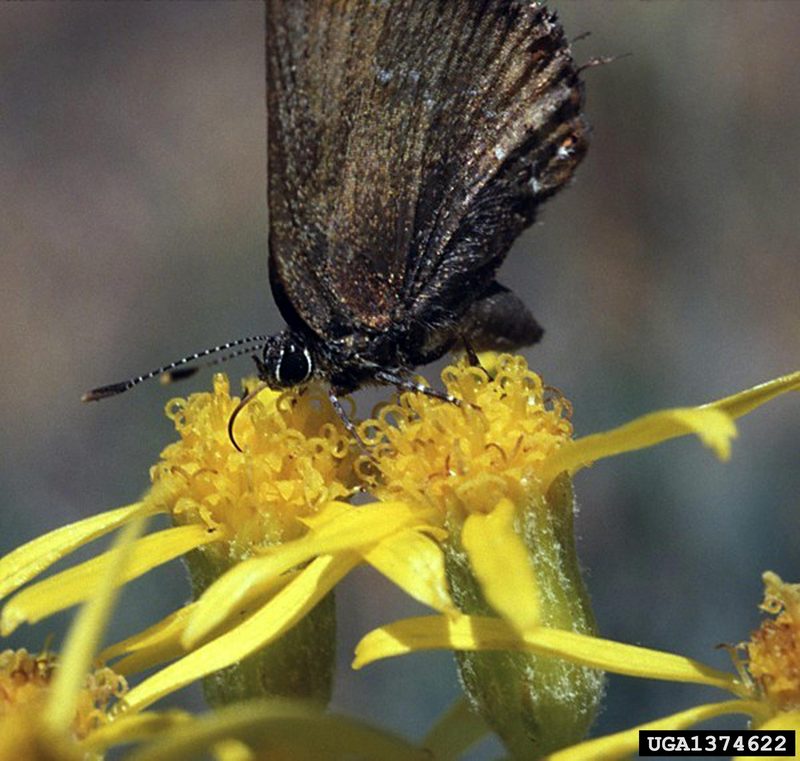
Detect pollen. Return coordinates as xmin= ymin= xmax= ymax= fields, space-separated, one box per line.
xmin=745 ymin=572 xmax=800 ymax=712
xmin=360 ymin=354 xmax=573 ymax=519
xmin=146 ymin=374 xmax=358 ymax=555
xmin=0 ymin=649 xmax=126 ymax=741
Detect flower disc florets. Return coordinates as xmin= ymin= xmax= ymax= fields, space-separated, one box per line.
xmin=746 ymin=573 xmax=800 ymax=711
xmin=147 ymin=374 xmax=357 ymax=556
xmin=361 ymin=354 xmax=573 ymax=520
xmin=0 ymin=649 xmax=126 ymax=741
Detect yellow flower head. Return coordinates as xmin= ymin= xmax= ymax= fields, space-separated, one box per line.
xmin=149 ymin=374 xmax=357 ymax=553
xmin=746 ymin=572 xmax=800 ymax=712
xmin=362 ymin=354 xmax=572 ymax=519
xmin=0 ymin=649 xmax=126 ymax=742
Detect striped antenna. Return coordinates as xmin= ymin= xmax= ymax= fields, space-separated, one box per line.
xmin=81 ymin=335 xmax=268 ymax=402
xmin=159 ymin=341 xmax=268 ymax=385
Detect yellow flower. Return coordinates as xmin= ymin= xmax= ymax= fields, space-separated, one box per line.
xmin=745 ymin=572 xmax=800 ymax=715
xmin=349 ymin=355 xmax=798 ymax=757
xmin=358 ymin=357 xmax=603 ymax=755
xmin=0 ymin=375 xmax=358 ymax=707
xmin=149 ymin=375 xmax=357 ymax=705
xmin=0 ymin=649 xmax=125 ymax=761
xmin=0 ymin=517 xmax=186 ymax=761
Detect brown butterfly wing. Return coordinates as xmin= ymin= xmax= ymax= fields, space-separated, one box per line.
xmin=266 ymin=1 xmax=588 ymax=341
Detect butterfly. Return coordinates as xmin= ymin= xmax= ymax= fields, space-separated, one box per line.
xmin=84 ymin=0 xmax=588 ymax=445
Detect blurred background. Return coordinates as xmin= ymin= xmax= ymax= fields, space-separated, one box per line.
xmin=1 ymin=1 xmax=798 ymax=757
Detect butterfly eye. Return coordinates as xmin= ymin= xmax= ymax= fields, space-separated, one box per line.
xmin=276 ymin=343 xmax=313 ymax=386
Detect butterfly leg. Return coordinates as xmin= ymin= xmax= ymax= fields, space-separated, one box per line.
xmin=328 ymin=387 xmax=369 ymax=451
xmin=461 ymin=335 xmax=482 ymax=367
xmin=374 ymin=369 xmax=461 ymax=407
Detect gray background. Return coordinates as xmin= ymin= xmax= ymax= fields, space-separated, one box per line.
xmin=1 ymin=2 xmax=798 ymax=756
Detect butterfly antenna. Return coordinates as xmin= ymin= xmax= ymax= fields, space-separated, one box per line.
xmin=81 ymin=335 xmax=268 ymax=402
xmin=159 ymin=342 xmax=268 ymax=384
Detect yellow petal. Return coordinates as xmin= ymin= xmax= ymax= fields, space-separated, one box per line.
xmin=293 ymin=500 xmax=427 ymax=550
xmin=82 ymin=710 xmax=190 ymax=753
xmin=541 ymin=371 xmax=800 ymax=489
xmin=363 ymin=529 xmax=456 ymax=615
xmin=297 ymin=500 xmax=357 ymax=530
xmin=184 ymin=501 xmax=419 ymax=646
xmin=703 ymin=371 xmax=800 ymax=420
xmin=46 ymin=515 xmax=148 ymax=734
xmin=105 ymin=572 xmax=296 ymax=675
xmin=353 ymin=615 xmax=739 ymax=693
xmin=125 ymin=553 xmax=358 ymax=712
xmin=2 ymin=524 xmax=220 ymax=634
xmin=181 ymin=555 xmax=300 ymax=647
xmin=99 ymin=603 xmax=198 ymax=676
xmin=124 ymin=699 xmax=428 ymax=761
xmin=540 ymin=407 xmax=736 ymax=488
xmin=461 ymin=499 xmax=539 ymax=631
xmin=544 ymin=699 xmax=762 ymax=761
xmin=422 ymin=698 xmax=489 ymax=761
xmin=0 ymin=502 xmax=153 ymax=600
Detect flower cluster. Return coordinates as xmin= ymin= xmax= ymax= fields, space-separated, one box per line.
xmin=0 ymin=356 xmax=797 ymax=759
